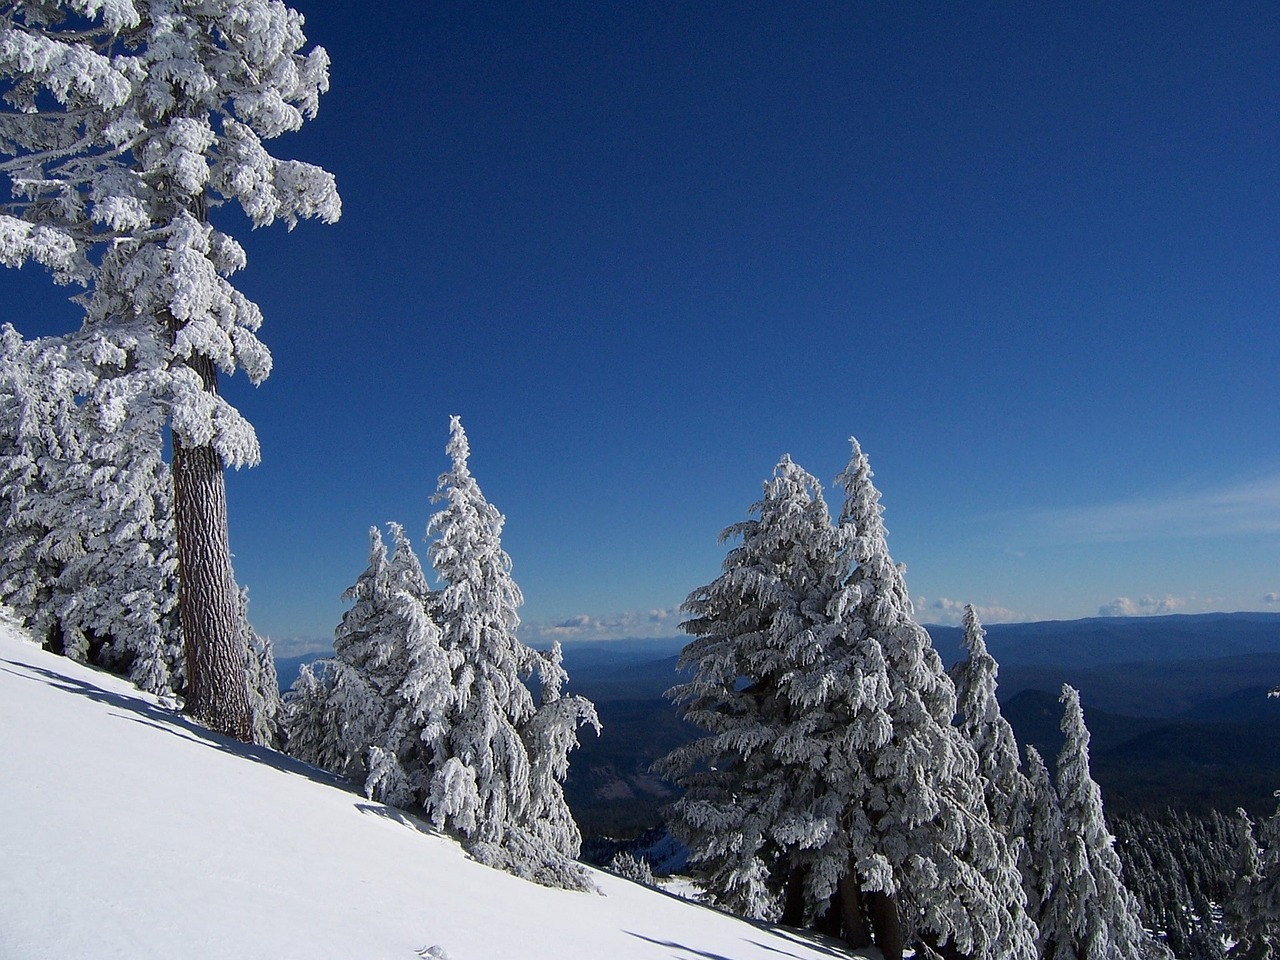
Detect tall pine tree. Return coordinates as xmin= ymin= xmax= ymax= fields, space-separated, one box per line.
xmin=949 ymin=604 xmax=1032 ymax=841
xmin=834 ymin=439 xmax=1035 ymax=960
xmin=1043 ymin=685 xmax=1152 ymax=960
xmin=659 ymin=455 xmax=877 ymax=923
xmin=426 ymin=417 xmax=597 ymax=889
xmin=0 ymin=0 xmax=340 ymax=739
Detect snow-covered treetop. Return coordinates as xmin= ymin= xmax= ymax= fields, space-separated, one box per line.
xmin=1 ymin=0 xmax=339 ymax=263
xmin=0 ymin=0 xmax=340 ymax=463
xmin=429 ymin=415 xmax=524 ymax=646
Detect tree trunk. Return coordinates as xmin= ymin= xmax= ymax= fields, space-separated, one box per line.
xmin=868 ymin=890 xmax=905 ymax=960
xmin=171 ymin=354 xmax=251 ymax=741
xmin=837 ymin=868 xmax=872 ymax=949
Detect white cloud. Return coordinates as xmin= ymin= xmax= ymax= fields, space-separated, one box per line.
xmin=266 ymin=635 xmax=333 ymax=659
xmin=1025 ymin=472 xmax=1280 ymax=544
xmin=916 ymin=597 xmax=1021 ymax=626
xmin=1098 ymin=595 xmax=1186 ymax=617
xmin=1265 ymin=592 xmax=1280 ymax=604
xmin=521 ymin=607 xmax=683 ymax=643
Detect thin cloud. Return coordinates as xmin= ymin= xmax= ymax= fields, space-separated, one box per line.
xmin=1025 ymin=473 xmax=1280 ymax=545
xmin=917 ymin=597 xmax=1021 ymax=626
xmin=1265 ymin=592 xmax=1280 ymax=604
xmin=521 ymin=607 xmax=683 ymax=643
xmin=1098 ymin=595 xmax=1186 ymax=617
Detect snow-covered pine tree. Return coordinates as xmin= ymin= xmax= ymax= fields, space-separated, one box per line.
xmin=1044 ymin=685 xmax=1153 ymax=960
xmin=949 ymin=604 xmax=1032 ymax=842
xmin=364 ymin=579 xmax=454 ymax=809
xmin=283 ymin=524 xmax=436 ymax=779
xmin=658 ymin=454 xmax=871 ymax=924
xmin=426 ymin=417 xmax=597 ymax=889
xmin=1023 ymin=745 xmax=1064 ymax=958
xmin=1227 ymin=803 xmax=1280 ymax=959
xmin=0 ymin=0 xmax=340 ymax=740
xmin=239 ymin=587 xmax=281 ymax=748
xmin=834 ymin=438 xmax=1035 ymax=960
xmin=519 ymin=641 xmax=600 ymax=865
xmin=0 ymin=325 xmax=181 ymax=696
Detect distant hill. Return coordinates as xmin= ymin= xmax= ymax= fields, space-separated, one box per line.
xmin=553 ymin=613 xmax=1280 ymax=836
xmin=272 ymin=614 xmax=1280 ymax=836
xmin=926 ymin=612 xmax=1280 ymax=668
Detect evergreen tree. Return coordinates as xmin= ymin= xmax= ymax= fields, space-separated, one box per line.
xmin=950 ymin=603 xmax=1032 ymax=840
xmin=363 ymin=578 xmax=453 ymax=809
xmin=0 ymin=325 xmax=181 ymax=696
xmin=426 ymin=417 xmax=597 ymax=889
xmin=834 ymin=439 xmax=1035 ymax=960
xmin=283 ymin=524 xmax=437 ymax=780
xmin=1023 ymin=744 xmax=1064 ymax=957
xmin=658 ymin=455 xmax=875 ymax=924
xmin=0 ymin=0 xmax=340 ymax=740
xmin=1228 ymin=803 xmax=1280 ymax=959
xmin=661 ymin=440 xmax=1034 ymax=960
xmin=1044 ymin=685 xmax=1152 ymax=960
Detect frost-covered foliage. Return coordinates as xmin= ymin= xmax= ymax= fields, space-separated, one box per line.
xmin=1023 ymin=745 xmax=1064 ymax=956
xmin=950 ymin=604 xmax=1031 ymax=840
xmin=284 ymin=524 xmax=441 ymax=781
xmin=0 ymin=324 xmax=180 ymax=695
xmin=1227 ymin=803 xmax=1280 ymax=959
xmin=0 ymin=0 xmax=339 ymax=462
xmin=609 ymin=851 xmax=656 ymax=886
xmin=1041 ymin=685 xmax=1155 ymax=960
xmin=285 ymin=420 xmax=599 ymax=892
xmin=658 ymin=455 xmax=878 ymax=924
xmin=832 ymin=439 xmax=1035 ymax=960
xmin=240 ymin=589 xmax=280 ymax=748
xmin=661 ymin=441 xmax=1035 ymax=960
xmin=1115 ymin=808 xmax=1236 ymax=960
xmin=426 ymin=417 xmax=599 ymax=891
xmin=0 ymin=0 xmax=338 ymax=411
xmin=0 ymin=0 xmax=340 ymax=739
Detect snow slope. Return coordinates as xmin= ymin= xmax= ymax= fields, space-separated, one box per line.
xmin=0 ymin=622 xmax=868 ymax=960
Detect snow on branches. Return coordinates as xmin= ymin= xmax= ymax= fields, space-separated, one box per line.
xmin=284 ymin=418 xmax=599 ymax=891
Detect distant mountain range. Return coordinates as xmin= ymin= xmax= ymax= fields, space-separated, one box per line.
xmin=274 ymin=612 xmax=1280 ymax=838
xmin=552 ymin=613 xmax=1280 ymax=837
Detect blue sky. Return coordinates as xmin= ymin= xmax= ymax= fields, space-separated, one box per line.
xmin=4 ymin=1 xmax=1279 ymax=653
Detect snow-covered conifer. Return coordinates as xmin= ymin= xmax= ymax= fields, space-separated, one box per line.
xmin=658 ymin=454 xmax=870 ymax=923
xmin=519 ymin=641 xmax=600 ymax=860
xmin=0 ymin=0 xmax=340 ymax=740
xmin=364 ymin=584 xmax=454 ymax=808
xmin=0 ymin=326 xmax=180 ymax=696
xmin=950 ymin=604 xmax=1032 ymax=840
xmin=1227 ymin=803 xmax=1280 ymax=959
xmin=609 ymin=851 xmax=657 ymax=886
xmin=1044 ymin=685 xmax=1151 ymax=960
xmin=426 ymin=417 xmax=597 ymax=889
xmin=284 ymin=524 xmax=435 ymax=779
xmin=240 ymin=588 xmax=281 ymax=748
xmin=833 ymin=438 xmax=1035 ymax=960
xmin=1023 ymin=745 xmax=1063 ymax=956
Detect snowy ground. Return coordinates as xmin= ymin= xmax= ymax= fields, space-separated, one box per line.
xmin=0 ymin=622 xmax=871 ymax=960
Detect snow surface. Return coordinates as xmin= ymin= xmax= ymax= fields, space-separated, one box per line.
xmin=0 ymin=622 xmax=871 ymax=960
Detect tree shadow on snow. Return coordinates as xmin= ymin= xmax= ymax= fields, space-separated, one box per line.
xmin=0 ymin=655 xmax=349 ymax=793
xmin=353 ymin=802 xmax=443 ymax=838
xmin=624 ymin=929 xmax=851 ymax=960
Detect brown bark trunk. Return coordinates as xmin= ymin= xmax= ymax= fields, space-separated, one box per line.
xmin=171 ymin=354 xmax=251 ymax=741
xmin=837 ymin=869 xmax=872 ymax=949
xmin=868 ymin=890 xmax=904 ymax=960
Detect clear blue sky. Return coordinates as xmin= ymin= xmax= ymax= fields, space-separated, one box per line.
xmin=4 ymin=1 xmax=1279 ymax=654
